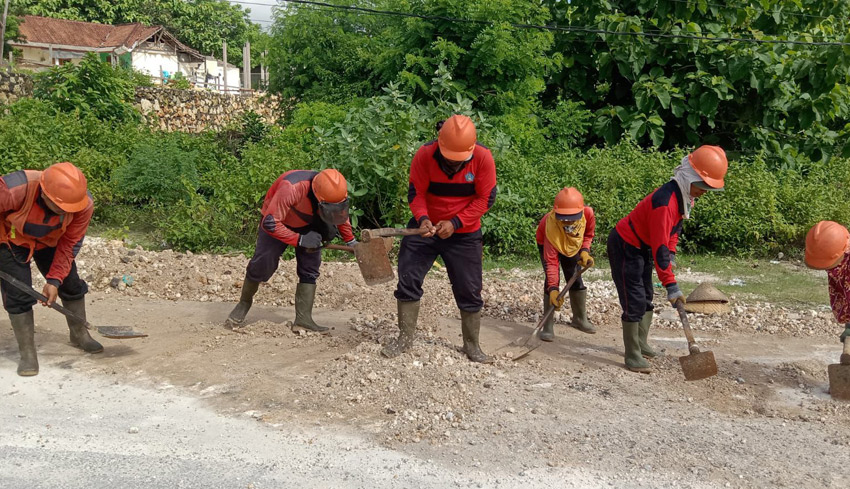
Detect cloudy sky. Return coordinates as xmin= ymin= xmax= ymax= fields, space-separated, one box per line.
xmin=230 ymin=0 xmax=277 ymax=28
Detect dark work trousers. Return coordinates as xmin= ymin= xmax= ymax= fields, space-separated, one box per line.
xmin=245 ymin=228 xmax=322 ymax=284
xmin=0 ymin=243 xmax=88 ymax=315
xmin=607 ymin=229 xmax=654 ymax=322
xmin=394 ymin=224 xmax=484 ymax=312
xmin=537 ymin=244 xmax=585 ymax=293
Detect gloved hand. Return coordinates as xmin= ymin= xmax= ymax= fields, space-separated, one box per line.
xmin=670 ymin=252 xmax=678 ymax=271
xmin=841 ymin=324 xmax=850 ymax=343
xmin=549 ymin=290 xmax=565 ymax=311
xmin=298 ymin=231 xmax=323 ymax=249
xmin=578 ymin=250 xmax=594 ymax=268
xmin=346 ymin=239 xmax=358 ymax=247
xmin=666 ymin=283 xmax=686 ymax=306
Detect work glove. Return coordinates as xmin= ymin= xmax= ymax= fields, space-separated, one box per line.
xmin=670 ymin=252 xmax=678 ymax=271
xmin=346 ymin=239 xmax=358 ymax=247
xmin=841 ymin=324 xmax=850 ymax=343
xmin=549 ymin=290 xmax=565 ymax=311
xmin=298 ymin=231 xmax=323 ymax=249
xmin=578 ymin=250 xmax=594 ymax=268
xmin=666 ymin=283 xmax=686 ymax=306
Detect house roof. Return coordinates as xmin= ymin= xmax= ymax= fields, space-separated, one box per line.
xmin=14 ymin=15 xmax=204 ymax=60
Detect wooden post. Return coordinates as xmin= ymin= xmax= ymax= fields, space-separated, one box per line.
xmin=243 ymin=40 xmax=251 ymax=91
xmin=48 ymin=45 xmax=53 ymax=66
xmin=222 ymin=40 xmax=228 ymax=93
xmin=0 ymin=0 xmax=10 ymax=62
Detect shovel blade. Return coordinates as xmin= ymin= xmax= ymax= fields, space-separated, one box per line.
xmin=828 ymin=364 xmax=850 ymax=400
xmin=679 ymin=350 xmax=718 ymax=381
xmin=353 ymin=239 xmax=395 ymax=286
xmin=96 ymin=326 xmax=148 ymax=339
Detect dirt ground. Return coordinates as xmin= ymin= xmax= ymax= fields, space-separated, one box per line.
xmin=5 ymin=237 xmax=850 ymax=488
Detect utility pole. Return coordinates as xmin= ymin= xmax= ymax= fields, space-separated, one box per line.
xmin=222 ymin=41 xmax=228 ymax=93
xmin=242 ymin=40 xmax=251 ymax=91
xmin=0 ymin=0 xmax=12 ymax=63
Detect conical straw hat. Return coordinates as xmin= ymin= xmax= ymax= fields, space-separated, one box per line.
xmin=686 ymin=283 xmax=729 ymax=304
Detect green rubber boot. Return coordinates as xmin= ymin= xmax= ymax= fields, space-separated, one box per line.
xmin=638 ymin=310 xmax=658 ymax=359
xmin=461 ymin=310 xmax=493 ymax=364
xmin=226 ymin=278 xmax=260 ymax=328
xmin=293 ymin=283 xmax=329 ymax=333
xmin=623 ymin=320 xmax=651 ymax=373
xmin=538 ymin=293 xmax=555 ymax=342
xmin=63 ymin=299 xmax=103 ymax=353
xmin=568 ymin=288 xmax=596 ymax=334
xmin=381 ymin=300 xmax=419 ymax=358
xmin=10 ymin=310 xmax=39 ymax=376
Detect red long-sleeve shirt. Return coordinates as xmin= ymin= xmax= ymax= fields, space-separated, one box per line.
xmin=407 ymin=141 xmax=497 ymax=233
xmin=535 ymin=207 xmax=595 ymax=292
xmin=614 ymin=181 xmax=683 ymax=286
xmin=260 ymin=170 xmax=355 ymax=246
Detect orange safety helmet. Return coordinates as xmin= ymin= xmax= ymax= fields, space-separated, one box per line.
xmin=39 ymin=162 xmax=89 ymax=213
xmin=312 ymin=169 xmax=348 ymax=203
xmin=688 ymin=145 xmax=728 ymax=189
xmin=438 ymin=114 xmax=477 ymax=162
xmin=805 ymin=221 xmax=850 ymax=270
xmin=553 ymin=187 xmax=584 ymax=221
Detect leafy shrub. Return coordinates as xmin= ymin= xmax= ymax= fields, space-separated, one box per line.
xmin=166 ymin=72 xmax=193 ymax=90
xmin=113 ymin=136 xmax=200 ymax=205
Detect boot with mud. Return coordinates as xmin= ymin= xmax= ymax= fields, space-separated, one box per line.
xmin=538 ymin=293 xmax=555 ymax=342
xmin=293 ymin=283 xmax=329 ymax=334
xmin=225 ymin=278 xmax=260 ymax=328
xmin=10 ymin=310 xmax=38 ymax=376
xmin=638 ymin=310 xmax=658 ymax=359
xmin=623 ymin=320 xmax=651 ymax=373
xmin=461 ymin=310 xmax=493 ymax=364
xmin=63 ymin=299 xmax=103 ymax=353
xmin=381 ymin=300 xmax=419 ymax=358
xmin=568 ymin=288 xmax=596 ymax=334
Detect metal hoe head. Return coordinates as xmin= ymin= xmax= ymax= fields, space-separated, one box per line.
xmin=678 ymin=350 xmax=718 ymax=381
xmin=353 ymin=239 xmax=395 ymax=286
xmin=828 ymin=364 xmax=850 ymax=400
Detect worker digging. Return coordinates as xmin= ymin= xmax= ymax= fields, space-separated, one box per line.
xmin=535 ymin=187 xmax=597 ymax=341
xmin=382 ymin=114 xmax=498 ymax=363
xmin=607 ymin=145 xmax=728 ymax=373
xmin=0 ymin=162 xmax=102 ymax=376
xmin=225 ymin=168 xmax=356 ymax=333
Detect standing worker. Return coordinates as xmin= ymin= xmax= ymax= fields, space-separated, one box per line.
xmin=607 ymin=146 xmax=727 ymax=373
xmin=382 ymin=115 xmax=497 ymax=363
xmin=535 ymin=187 xmax=596 ymax=341
xmin=1 ymin=162 xmax=101 ymax=377
xmin=226 ymin=169 xmax=356 ymax=332
xmin=804 ymin=221 xmax=850 ymax=365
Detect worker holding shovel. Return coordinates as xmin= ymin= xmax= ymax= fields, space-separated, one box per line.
xmin=0 ymin=162 xmax=101 ymax=376
xmin=535 ymin=187 xmax=597 ymax=341
xmin=382 ymin=114 xmax=497 ymax=363
xmin=226 ymin=169 xmax=356 ymax=333
xmin=607 ymin=146 xmax=728 ymax=373
xmin=804 ymin=221 xmax=850 ymax=365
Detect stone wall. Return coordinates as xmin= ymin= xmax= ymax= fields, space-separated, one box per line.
xmin=134 ymin=87 xmax=284 ymax=132
xmin=0 ymin=72 xmax=34 ymax=105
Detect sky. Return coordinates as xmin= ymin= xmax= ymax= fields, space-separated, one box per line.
xmin=230 ymin=0 xmax=277 ymax=28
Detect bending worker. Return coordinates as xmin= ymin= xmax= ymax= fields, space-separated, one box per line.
xmin=1 ymin=162 xmax=101 ymax=377
xmin=804 ymin=221 xmax=850 ymax=365
xmin=226 ymin=169 xmax=356 ymax=333
xmin=607 ymin=146 xmax=727 ymax=373
xmin=535 ymin=187 xmax=596 ymax=341
xmin=382 ymin=114 xmax=497 ymax=363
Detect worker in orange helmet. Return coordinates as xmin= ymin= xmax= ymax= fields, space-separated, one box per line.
xmin=0 ymin=162 xmax=100 ymax=377
xmin=608 ymin=145 xmax=727 ymax=373
xmin=226 ymin=169 xmax=356 ymax=333
xmin=805 ymin=221 xmax=850 ymax=365
xmin=382 ymin=115 xmax=498 ymax=363
xmin=535 ymin=187 xmax=597 ymax=341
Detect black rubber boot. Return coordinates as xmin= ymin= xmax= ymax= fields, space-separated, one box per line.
xmin=638 ymin=310 xmax=658 ymax=359
xmin=538 ymin=293 xmax=555 ymax=342
xmin=226 ymin=278 xmax=260 ymax=328
xmin=381 ymin=300 xmax=419 ymax=358
xmin=461 ymin=310 xmax=493 ymax=364
xmin=10 ymin=310 xmax=38 ymax=376
xmin=569 ymin=289 xmax=596 ymax=334
xmin=293 ymin=283 xmax=329 ymax=333
xmin=63 ymin=299 xmax=103 ymax=353
xmin=623 ymin=320 xmax=651 ymax=373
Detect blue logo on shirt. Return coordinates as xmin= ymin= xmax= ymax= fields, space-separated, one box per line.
xmin=465 ymin=172 xmax=475 ymax=182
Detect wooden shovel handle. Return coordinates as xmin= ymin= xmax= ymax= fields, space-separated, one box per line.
xmin=675 ymin=301 xmax=700 ymax=354
xmin=323 ymin=244 xmax=355 ymax=253
xmin=361 ymin=228 xmax=429 ymax=242
xmin=0 ymin=269 xmax=91 ymax=328
xmin=533 ymin=265 xmax=587 ymax=333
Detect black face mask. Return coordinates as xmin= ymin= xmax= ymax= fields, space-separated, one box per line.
xmin=436 ymin=150 xmax=472 ymax=178
xmin=318 ymin=199 xmax=350 ymax=225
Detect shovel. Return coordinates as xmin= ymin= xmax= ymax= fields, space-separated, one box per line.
xmin=495 ymin=265 xmax=587 ymax=361
xmin=674 ymin=301 xmax=718 ymax=381
xmin=0 ymin=269 xmax=148 ymax=339
xmin=361 ymin=227 xmax=429 ymax=242
xmin=324 ymin=240 xmax=395 ymax=286
xmin=827 ymin=341 xmax=850 ymax=400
